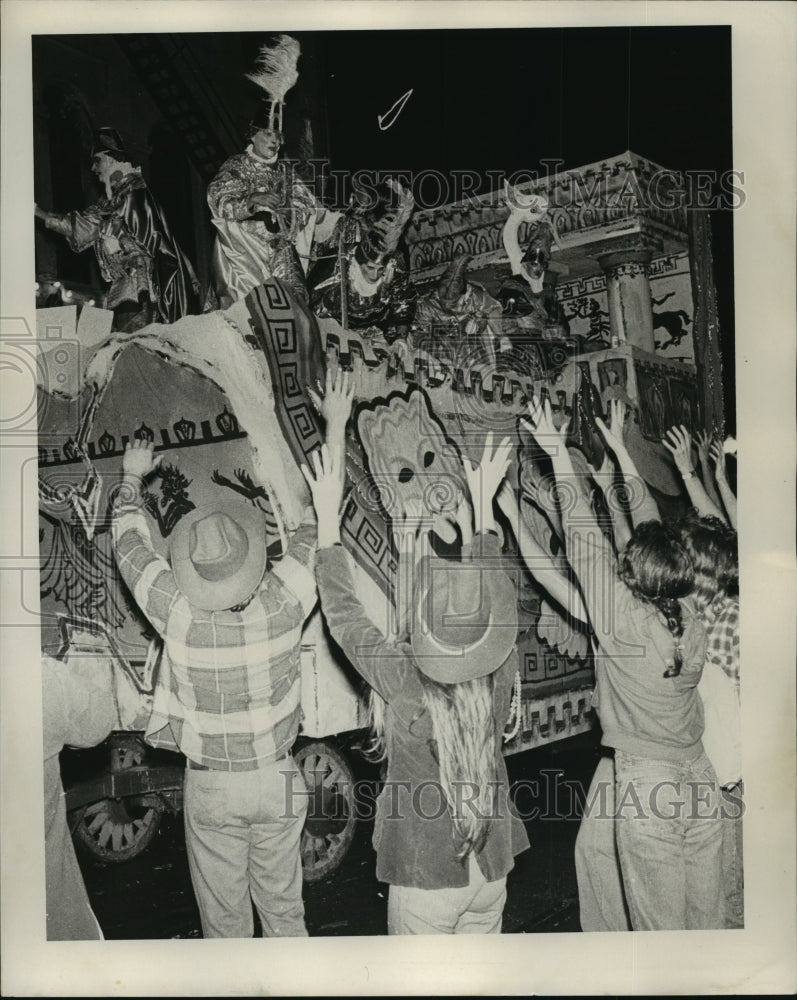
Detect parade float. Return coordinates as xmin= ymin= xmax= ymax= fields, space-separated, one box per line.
xmin=35 ymin=152 xmax=725 ymax=881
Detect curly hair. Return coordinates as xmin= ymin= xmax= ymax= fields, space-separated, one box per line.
xmin=674 ymin=512 xmax=738 ymax=612
xmin=619 ymin=520 xmax=696 ymax=677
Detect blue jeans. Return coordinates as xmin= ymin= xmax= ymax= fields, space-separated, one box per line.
xmin=614 ymin=749 xmax=723 ymax=930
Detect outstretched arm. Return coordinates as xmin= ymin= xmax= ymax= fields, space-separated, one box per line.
xmin=497 ymin=481 xmax=588 ymax=624
xmin=595 ymin=398 xmax=661 ymax=528
xmin=586 ymin=452 xmax=633 ymax=554
xmin=461 ymin=431 xmax=513 ymax=537
xmin=111 ymin=440 xmax=177 ymax=637
xmin=695 ymin=430 xmax=725 ymax=512
xmin=309 ymin=364 xmax=354 ymax=471
xmin=710 ymin=436 xmax=738 ymax=530
xmin=302 ymin=444 xmax=421 ymax=703
xmin=523 ymin=397 xmax=622 ymax=631
xmin=662 ymin=425 xmax=727 ymax=523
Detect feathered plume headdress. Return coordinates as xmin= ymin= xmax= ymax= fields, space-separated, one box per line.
xmin=246 ymin=34 xmax=301 ymax=135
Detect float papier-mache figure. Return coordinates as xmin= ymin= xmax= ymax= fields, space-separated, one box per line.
xmin=309 ymin=178 xmax=417 ymax=345
xmin=410 ymin=252 xmax=504 ymax=366
xmin=497 ymin=185 xmax=570 ymax=347
xmin=35 ymin=127 xmax=200 ymax=332
xmin=207 ymin=35 xmax=338 ymax=307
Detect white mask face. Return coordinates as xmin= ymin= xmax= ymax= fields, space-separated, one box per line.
xmin=251 ymin=129 xmax=282 ymax=163
xmin=92 ymin=154 xmax=123 ymax=198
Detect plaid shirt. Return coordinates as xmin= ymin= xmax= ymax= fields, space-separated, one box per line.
xmin=112 ymin=504 xmax=317 ymax=770
xmin=704 ymin=598 xmax=740 ymax=691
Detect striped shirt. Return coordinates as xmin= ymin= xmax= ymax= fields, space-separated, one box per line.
xmin=112 ymin=505 xmax=317 ymax=770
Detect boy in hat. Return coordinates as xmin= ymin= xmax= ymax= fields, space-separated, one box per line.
xmin=110 ymin=373 xmax=352 ymax=937
xmin=302 ymin=432 xmax=529 ymax=934
xmin=35 ymin=127 xmax=200 ymax=331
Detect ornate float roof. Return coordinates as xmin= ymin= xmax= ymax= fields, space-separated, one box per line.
xmin=405 ymin=151 xmax=688 ymax=286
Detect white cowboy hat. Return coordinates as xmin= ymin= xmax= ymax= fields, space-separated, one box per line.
xmin=169 ymin=501 xmax=268 ymax=611
xmin=410 ymin=552 xmax=518 ymax=684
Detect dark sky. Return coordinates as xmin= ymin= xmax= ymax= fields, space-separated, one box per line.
xmin=290 ymin=25 xmax=735 ymax=422
xmin=294 ymin=26 xmax=732 ymax=182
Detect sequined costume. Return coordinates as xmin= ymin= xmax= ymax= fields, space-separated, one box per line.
xmin=207 ymin=149 xmax=318 ymax=307
xmin=44 ymin=171 xmax=200 ymax=331
xmin=310 ymin=247 xmax=417 ymax=343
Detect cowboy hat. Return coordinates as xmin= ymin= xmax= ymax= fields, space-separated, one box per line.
xmin=169 ymin=501 xmax=268 ymax=611
xmin=410 ymin=552 xmax=518 ymax=684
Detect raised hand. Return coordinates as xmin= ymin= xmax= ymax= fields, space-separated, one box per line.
xmin=709 ymin=436 xmax=728 ymax=483
xmin=462 ymin=432 xmax=513 ymax=534
xmin=522 ymin=395 xmax=565 ymax=458
xmin=121 ymin=439 xmax=162 ymax=481
xmin=696 ymin=428 xmax=717 ymax=473
xmin=464 ymin=432 xmax=513 ymax=505
xmin=385 ymin=177 xmax=415 ymax=217
xmin=309 ymin=365 xmax=354 ymax=431
xmin=595 ymin=398 xmax=628 ymax=454
xmin=662 ymin=425 xmax=695 ymax=476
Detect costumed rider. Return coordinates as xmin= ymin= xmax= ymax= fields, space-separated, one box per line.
xmin=309 ymin=178 xmax=417 ymax=347
xmin=410 ymin=253 xmax=503 ymax=368
xmin=496 ymin=184 xmax=569 ymax=370
xmin=206 ymin=35 xmax=338 ymax=308
xmin=34 ymin=127 xmax=201 ymax=332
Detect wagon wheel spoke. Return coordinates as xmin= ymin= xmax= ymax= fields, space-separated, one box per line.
xmin=71 ymin=797 xmax=166 ymax=864
xmin=294 ymin=740 xmax=358 ymax=883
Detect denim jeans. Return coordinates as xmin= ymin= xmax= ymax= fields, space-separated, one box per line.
xmin=614 ymin=749 xmax=723 ymax=930
xmin=575 ymin=754 xmax=631 ymax=932
xmin=183 ymin=758 xmax=308 ymax=938
xmin=387 ymin=854 xmax=507 ymax=934
xmin=721 ymin=784 xmax=745 ymax=928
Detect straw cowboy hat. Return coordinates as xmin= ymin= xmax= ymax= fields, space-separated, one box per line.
xmin=410 ymin=552 xmax=518 ymax=684
xmin=169 ymin=501 xmax=268 ymax=611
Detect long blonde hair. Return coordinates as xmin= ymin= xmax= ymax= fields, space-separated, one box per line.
xmin=365 ymin=675 xmax=500 ymax=860
xmin=422 ymin=673 xmax=498 ymax=860
xmin=364 ymin=686 xmax=389 ymax=762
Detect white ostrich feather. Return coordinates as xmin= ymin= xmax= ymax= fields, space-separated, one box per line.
xmin=246 ymin=35 xmax=301 ymax=102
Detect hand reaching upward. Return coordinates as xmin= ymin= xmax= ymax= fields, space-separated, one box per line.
xmin=709 ymin=435 xmax=728 ymax=483
xmin=595 ymin=398 xmax=629 ymax=455
xmin=662 ymin=425 xmax=695 ymax=476
xmin=462 ymin=432 xmax=513 ymax=534
xmin=522 ymin=396 xmax=566 ymax=458
xmin=121 ymin=439 xmax=162 ymax=481
xmin=301 ymin=444 xmax=345 ymax=547
xmin=309 ymin=365 xmax=354 ymax=433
